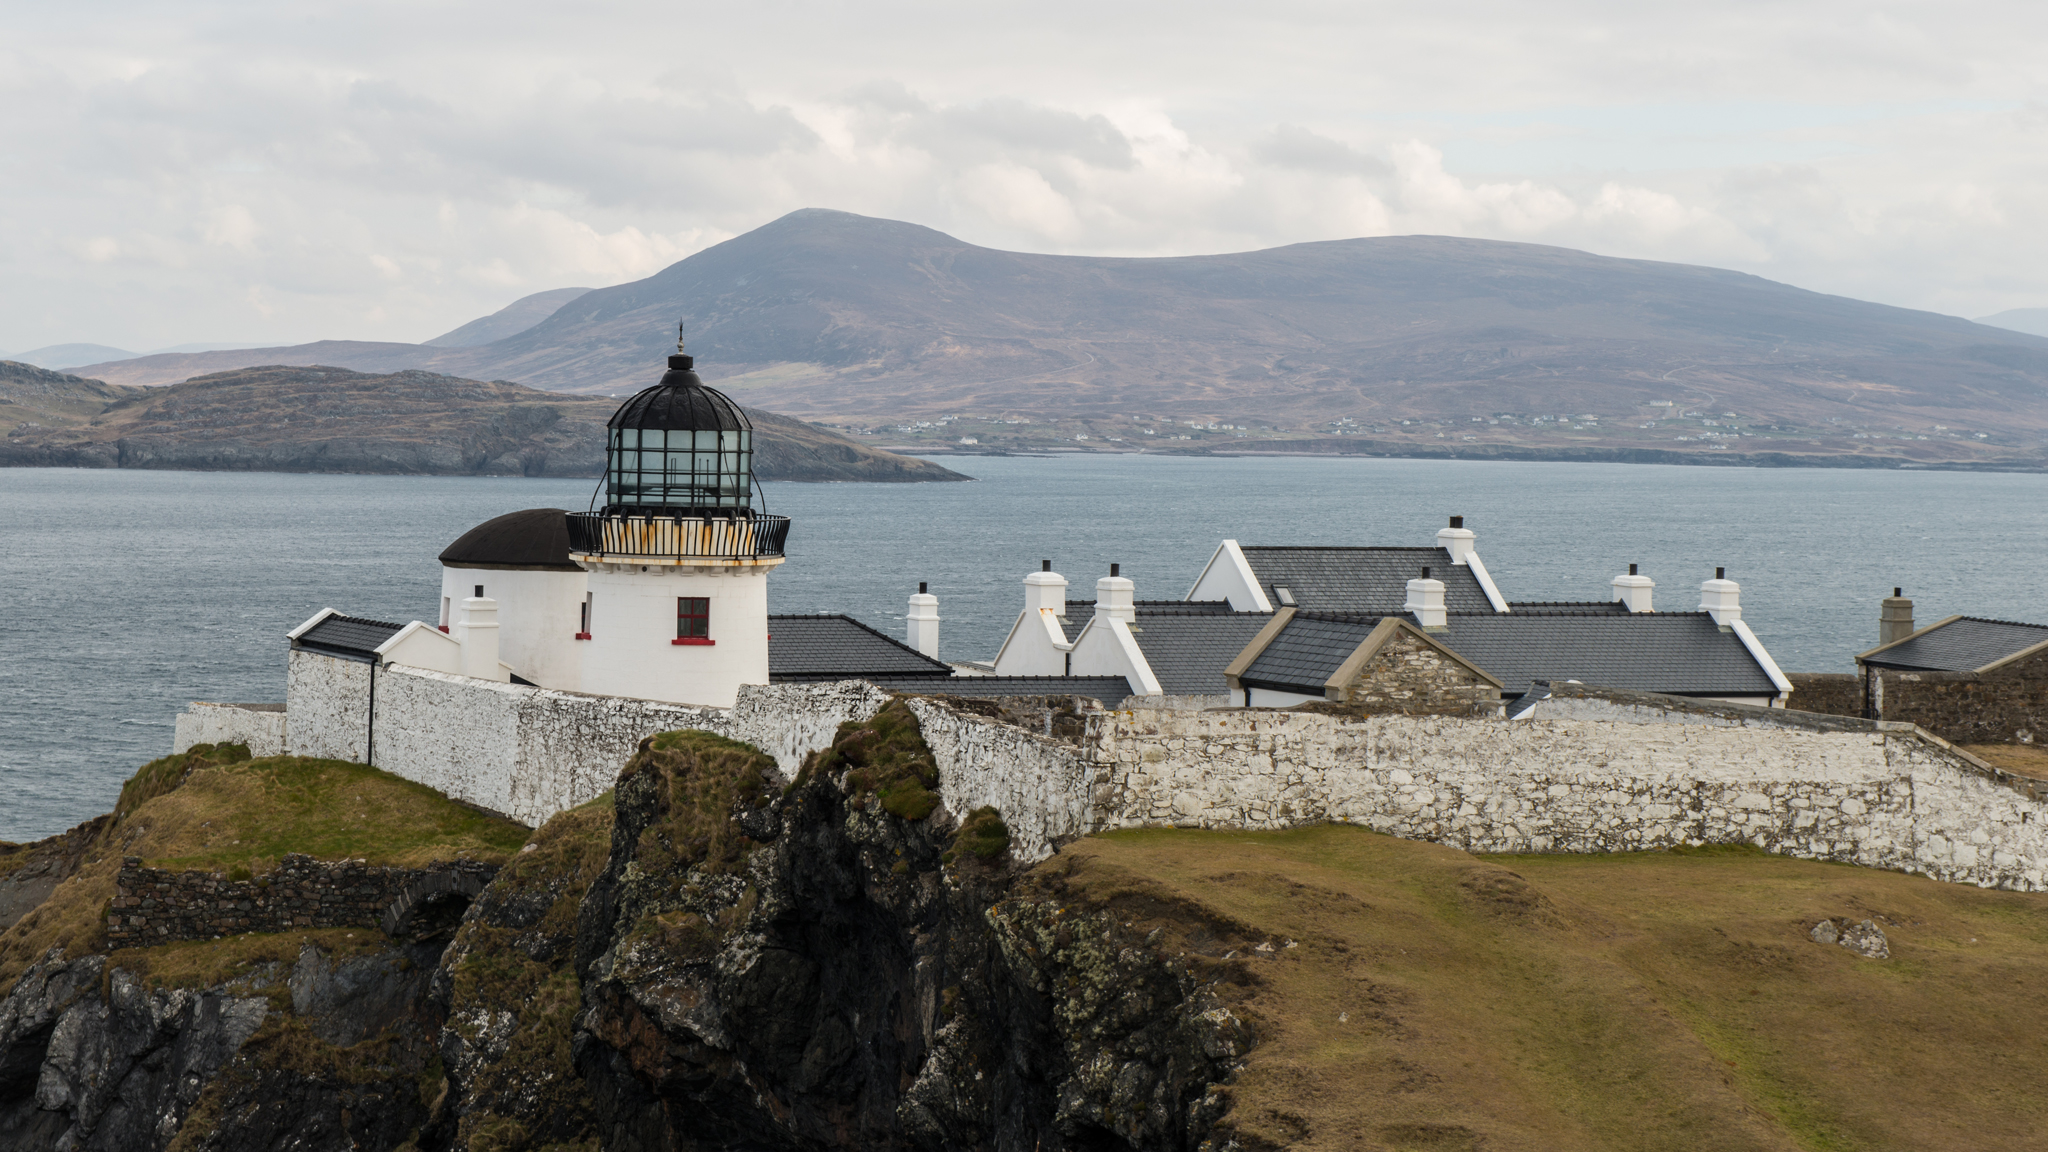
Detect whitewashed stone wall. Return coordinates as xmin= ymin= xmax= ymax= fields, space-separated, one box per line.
xmin=285 ymin=650 xmax=371 ymax=763
xmin=908 ymin=698 xmax=1092 ymax=862
xmin=171 ymin=703 xmax=288 ymax=758
xmin=277 ymin=650 xmax=893 ymax=826
xmin=1085 ymin=702 xmax=2048 ymax=891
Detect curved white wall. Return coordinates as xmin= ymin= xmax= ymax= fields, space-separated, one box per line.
xmin=439 ymin=565 xmax=587 ymax=690
xmin=577 ymin=559 xmax=777 ymax=708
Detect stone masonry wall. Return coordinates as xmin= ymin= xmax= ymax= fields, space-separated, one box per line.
xmin=172 ymin=703 xmax=288 ymax=758
xmin=1341 ymin=629 xmax=1500 ymax=717
xmin=106 ymin=854 xmax=498 ymax=946
xmin=907 ymin=697 xmax=1093 ymax=862
xmin=1787 ymin=673 xmax=1863 ymax=719
xmin=1084 ymin=689 xmax=2048 ymax=891
xmin=1872 ymin=653 xmax=2048 ymax=744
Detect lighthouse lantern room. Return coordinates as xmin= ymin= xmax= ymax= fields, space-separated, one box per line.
xmin=565 ymin=326 xmax=790 ymax=707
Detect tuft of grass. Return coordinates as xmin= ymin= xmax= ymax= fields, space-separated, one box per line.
xmin=799 ymin=698 xmax=940 ymax=820
xmin=1046 ymin=824 xmax=2048 ymax=1152
xmin=0 ymin=753 xmax=530 ymax=990
xmin=954 ymin=805 xmax=1011 ymax=860
xmin=623 ymin=731 xmax=777 ymax=874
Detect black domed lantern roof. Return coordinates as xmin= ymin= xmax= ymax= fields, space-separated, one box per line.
xmin=440 ymin=508 xmax=580 ymax=570
xmin=598 ymin=324 xmax=755 ymax=517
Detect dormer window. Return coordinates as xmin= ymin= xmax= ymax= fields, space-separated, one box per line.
xmin=1273 ymin=585 xmax=1297 ymax=607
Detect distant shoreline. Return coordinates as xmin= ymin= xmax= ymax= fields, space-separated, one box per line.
xmin=900 ymin=443 xmax=2048 ymax=473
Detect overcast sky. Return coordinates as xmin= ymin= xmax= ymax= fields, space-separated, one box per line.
xmin=4 ymin=1 xmax=2045 ymax=353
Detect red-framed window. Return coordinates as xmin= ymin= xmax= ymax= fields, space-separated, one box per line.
xmin=677 ymin=596 xmax=710 ymax=640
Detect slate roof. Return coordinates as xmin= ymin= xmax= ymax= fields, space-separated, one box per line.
xmin=1238 ymin=546 xmax=1496 ymax=613
xmin=295 ymin=613 xmax=404 ymax=660
xmin=878 ymin=675 xmax=1134 ymax=705
xmin=1241 ymin=610 xmax=1778 ymax=698
xmin=1126 ymin=610 xmax=1278 ymax=696
xmin=768 ymin=614 xmax=953 ymax=680
xmin=1862 ymin=616 xmax=2048 ymax=672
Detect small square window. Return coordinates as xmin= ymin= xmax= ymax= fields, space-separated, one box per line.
xmin=678 ymin=597 xmax=709 ymax=639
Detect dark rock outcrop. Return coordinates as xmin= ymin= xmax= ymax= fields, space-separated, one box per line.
xmin=572 ymin=709 xmax=1252 ymax=1152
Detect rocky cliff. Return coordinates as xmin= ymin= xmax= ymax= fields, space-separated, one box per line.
xmin=0 ymin=363 xmax=967 ymax=483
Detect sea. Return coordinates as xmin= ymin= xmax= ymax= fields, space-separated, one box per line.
xmin=4 ymin=456 xmax=2046 ymax=843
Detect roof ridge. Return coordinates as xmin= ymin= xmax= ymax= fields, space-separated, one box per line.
xmin=330 ymin=613 xmax=404 ymax=630
xmin=1955 ymin=615 xmax=2048 ymax=630
xmin=1241 ymin=545 xmax=1446 ymax=552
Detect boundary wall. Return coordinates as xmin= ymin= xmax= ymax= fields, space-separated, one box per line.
xmin=184 ymin=655 xmax=2048 ymax=890
xmin=1085 ymin=684 xmax=2048 ymax=890
xmin=172 ymin=703 xmax=288 ymax=758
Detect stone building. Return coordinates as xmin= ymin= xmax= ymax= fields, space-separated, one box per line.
xmin=1856 ymin=604 xmax=2048 ymax=744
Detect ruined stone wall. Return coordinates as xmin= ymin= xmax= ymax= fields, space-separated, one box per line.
xmin=1340 ymin=630 xmax=1500 ymax=717
xmin=105 ymin=854 xmax=497 ymax=946
xmin=1083 ymin=691 xmax=2048 ymax=891
xmin=1787 ymin=673 xmax=1863 ymax=718
xmin=1872 ymin=654 xmax=2048 ymax=744
xmin=172 ymin=702 xmax=288 ymax=757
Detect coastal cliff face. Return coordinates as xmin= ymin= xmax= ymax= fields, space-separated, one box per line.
xmin=571 ymin=706 xmax=1253 ymax=1152
xmin=0 ymin=709 xmax=1253 ymax=1152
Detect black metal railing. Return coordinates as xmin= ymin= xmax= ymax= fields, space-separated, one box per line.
xmin=566 ymin=512 xmax=790 ymax=559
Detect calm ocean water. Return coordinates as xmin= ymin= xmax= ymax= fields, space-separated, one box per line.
xmin=4 ymin=457 xmax=2046 ymax=841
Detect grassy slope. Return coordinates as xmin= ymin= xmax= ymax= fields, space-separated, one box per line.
xmin=1053 ymin=826 xmax=2048 ymax=1152
xmin=0 ymin=748 xmax=530 ymax=991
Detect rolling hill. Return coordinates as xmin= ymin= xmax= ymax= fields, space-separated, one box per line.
xmin=0 ymin=362 xmax=965 ymax=482
xmin=67 ymin=209 xmax=2048 ymax=463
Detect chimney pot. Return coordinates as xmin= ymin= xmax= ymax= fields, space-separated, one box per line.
xmin=907 ymin=583 xmax=941 ymax=658
xmin=1894 ymin=587 xmax=1902 ymax=597
xmin=1879 ymin=588 xmax=1915 ymax=646
xmin=1405 ymin=573 xmax=1448 ymax=628
xmin=1449 ymin=515 xmax=1464 ymax=528
xmin=1042 ymin=559 xmax=1051 ymax=572
xmin=474 ymin=584 xmax=484 ymax=598
xmin=1110 ymin=563 xmax=1120 ymax=577
xmin=1613 ymin=567 xmax=1655 ymax=612
xmin=1421 ymin=565 xmax=1431 ymax=579
xmin=1699 ymin=571 xmax=1741 ymax=625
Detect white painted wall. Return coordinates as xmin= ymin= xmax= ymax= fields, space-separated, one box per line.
xmin=172 ymin=703 xmax=287 ymax=757
xmin=439 ymin=565 xmax=587 ymax=690
xmin=1187 ymin=540 xmax=1272 ymax=611
xmin=577 ymin=558 xmax=779 ymax=708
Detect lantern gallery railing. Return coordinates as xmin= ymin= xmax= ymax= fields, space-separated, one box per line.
xmin=566 ymin=512 xmax=790 ymax=559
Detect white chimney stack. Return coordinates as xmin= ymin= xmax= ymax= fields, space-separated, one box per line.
xmin=456 ymin=592 xmax=506 ymax=681
xmin=1436 ymin=515 xmax=1476 ymax=565
xmin=1612 ymin=563 xmax=1655 ymax=613
xmin=1024 ymin=560 xmax=1068 ymax=616
xmin=1405 ymin=566 xmax=1448 ymax=628
xmin=1095 ymin=564 xmax=1135 ymax=622
xmin=907 ymin=582 xmax=940 ymax=659
xmin=1698 ymin=567 xmax=1741 ymax=625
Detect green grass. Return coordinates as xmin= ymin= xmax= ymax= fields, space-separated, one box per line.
xmin=798 ymin=698 xmax=940 ymax=820
xmin=0 ymin=752 xmax=532 ymax=989
xmin=1041 ymin=825 xmax=2048 ymax=1152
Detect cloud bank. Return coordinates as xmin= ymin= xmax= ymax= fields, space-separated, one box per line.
xmin=3 ymin=0 xmax=2045 ymax=351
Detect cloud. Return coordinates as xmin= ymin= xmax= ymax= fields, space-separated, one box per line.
xmin=4 ymin=1 xmax=2048 ymax=348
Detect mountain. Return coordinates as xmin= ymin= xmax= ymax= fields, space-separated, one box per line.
xmin=423 ymin=286 xmax=594 ymax=348
xmin=66 ymin=210 xmax=2048 ymax=462
xmin=14 ymin=343 xmax=137 ymax=370
xmin=1977 ymin=308 xmax=2048 ymax=339
xmin=0 ymin=363 xmax=966 ymax=482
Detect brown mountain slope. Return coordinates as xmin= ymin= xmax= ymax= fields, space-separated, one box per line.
xmin=0 ymin=364 xmax=966 ymax=482
xmin=0 ymin=359 xmax=144 ymax=429
xmin=68 ymin=210 xmax=2048 ymax=463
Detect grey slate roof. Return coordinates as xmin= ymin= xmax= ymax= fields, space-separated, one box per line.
xmin=1863 ymin=616 xmax=2048 ymax=672
xmin=295 ymin=613 xmax=404 ymax=660
xmin=1127 ymin=610 xmax=1277 ymax=696
xmin=1239 ymin=546 xmax=1496 ymax=613
xmin=1241 ymin=610 xmax=1778 ymax=698
xmin=878 ymin=676 xmax=1134 ymax=705
xmin=768 ymin=614 xmax=953 ymax=680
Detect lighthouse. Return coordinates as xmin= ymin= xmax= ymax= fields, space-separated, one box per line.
xmin=565 ymin=326 xmax=790 ymax=707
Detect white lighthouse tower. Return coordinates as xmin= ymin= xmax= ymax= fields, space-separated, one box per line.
xmin=566 ymin=326 xmax=789 ymax=707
